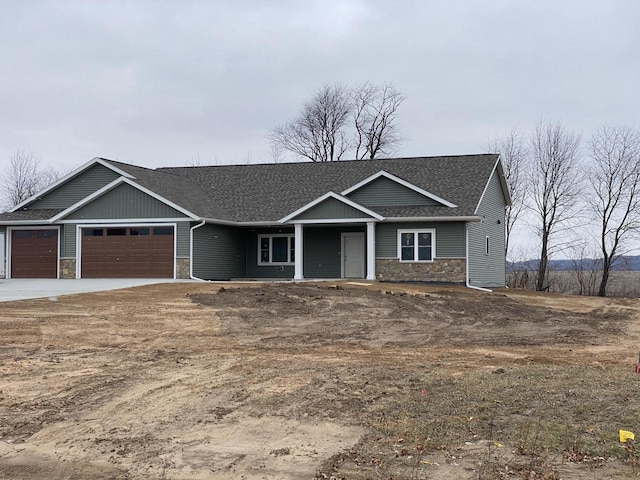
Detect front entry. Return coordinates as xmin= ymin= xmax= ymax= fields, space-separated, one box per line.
xmin=342 ymin=232 xmax=364 ymax=278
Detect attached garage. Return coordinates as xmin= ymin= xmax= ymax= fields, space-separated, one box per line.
xmin=10 ymin=229 xmax=59 ymax=278
xmin=80 ymin=226 xmax=175 ymax=278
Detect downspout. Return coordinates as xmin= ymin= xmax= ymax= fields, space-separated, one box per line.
xmin=465 ymin=223 xmax=493 ymax=293
xmin=189 ymin=220 xmax=207 ymax=281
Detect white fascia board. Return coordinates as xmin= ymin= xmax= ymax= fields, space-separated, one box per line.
xmin=383 ymin=216 xmax=482 ymax=222
xmin=292 ymin=218 xmax=382 ymax=225
xmin=50 ymin=177 xmax=199 ymax=222
xmin=59 ymin=217 xmax=191 ymax=224
xmin=279 ymin=191 xmax=384 ymax=223
xmin=341 ymin=170 xmax=458 ymax=208
xmin=9 ymin=157 xmax=136 ymax=212
xmin=474 ymin=156 xmax=511 ymax=215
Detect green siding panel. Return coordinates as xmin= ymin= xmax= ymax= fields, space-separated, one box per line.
xmin=176 ymin=222 xmax=190 ymax=257
xmin=245 ymin=227 xmax=294 ymax=279
xmin=62 ymin=224 xmax=76 ymax=258
xmin=467 ymin=170 xmax=507 ymax=287
xmin=348 ymin=176 xmax=438 ymax=207
xmin=303 ymin=226 xmax=364 ymax=278
xmin=30 ymin=164 xmax=121 ymax=209
xmin=192 ymin=224 xmax=245 ymax=280
xmin=66 ymin=183 xmax=188 ymax=220
xmin=376 ymin=222 xmax=465 ymax=258
xmin=295 ymin=197 xmax=372 ymax=220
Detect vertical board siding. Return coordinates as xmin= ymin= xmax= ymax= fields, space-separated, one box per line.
xmin=66 ymin=183 xmax=188 ymax=219
xmin=295 ymin=198 xmax=371 ymax=220
xmin=62 ymin=224 xmax=76 ymax=258
xmin=347 ymin=176 xmax=438 ymax=206
xmin=29 ymin=164 xmax=120 ymax=209
xmin=192 ymin=224 xmax=246 ymax=280
xmin=376 ymin=222 xmax=465 ymax=258
xmin=176 ymin=222 xmax=190 ymax=257
xmin=245 ymin=227 xmax=294 ymax=279
xmin=468 ymin=170 xmax=507 ymax=287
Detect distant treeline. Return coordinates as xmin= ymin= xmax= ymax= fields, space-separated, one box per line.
xmin=509 ymin=255 xmax=640 ymax=272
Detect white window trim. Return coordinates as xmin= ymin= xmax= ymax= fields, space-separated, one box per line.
xmin=397 ymin=228 xmax=435 ymax=263
xmin=485 ymin=235 xmax=490 ymax=256
xmin=258 ymin=233 xmax=295 ymax=266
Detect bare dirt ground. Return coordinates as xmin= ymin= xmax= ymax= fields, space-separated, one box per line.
xmin=1 ymin=282 xmax=639 ymax=479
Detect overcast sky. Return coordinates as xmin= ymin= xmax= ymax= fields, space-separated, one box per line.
xmin=1 ymin=0 xmax=638 ymax=172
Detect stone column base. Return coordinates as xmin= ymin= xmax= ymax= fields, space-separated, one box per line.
xmin=176 ymin=258 xmax=191 ymax=279
xmin=60 ymin=258 xmax=77 ymax=279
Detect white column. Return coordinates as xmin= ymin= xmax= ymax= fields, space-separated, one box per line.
xmin=294 ymin=223 xmax=303 ymax=280
xmin=366 ymin=221 xmax=376 ymax=280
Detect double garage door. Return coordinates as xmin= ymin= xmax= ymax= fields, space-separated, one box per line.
xmin=81 ymin=226 xmax=174 ymax=278
xmin=9 ymin=226 xmax=175 ymax=279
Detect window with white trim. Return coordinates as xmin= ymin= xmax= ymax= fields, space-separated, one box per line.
xmin=258 ymin=234 xmax=295 ymax=265
xmin=398 ymin=229 xmax=435 ymax=262
xmin=485 ymin=236 xmax=490 ymax=256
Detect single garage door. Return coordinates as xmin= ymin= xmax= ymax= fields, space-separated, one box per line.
xmin=81 ymin=226 xmax=174 ymax=278
xmin=11 ymin=229 xmax=58 ymax=278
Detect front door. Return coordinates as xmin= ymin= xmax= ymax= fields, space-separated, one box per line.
xmin=342 ymin=233 xmax=364 ymax=278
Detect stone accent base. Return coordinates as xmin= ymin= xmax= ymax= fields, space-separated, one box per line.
xmin=60 ymin=258 xmax=77 ymax=279
xmin=376 ymin=258 xmax=466 ymax=283
xmin=176 ymin=258 xmax=190 ymax=279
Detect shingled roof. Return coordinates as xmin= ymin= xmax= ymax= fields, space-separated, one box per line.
xmin=0 ymin=154 xmax=504 ymax=224
xmin=153 ymin=154 xmax=502 ymax=222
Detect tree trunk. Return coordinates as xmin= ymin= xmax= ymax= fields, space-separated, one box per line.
xmin=536 ymin=238 xmax=549 ymax=291
xmin=598 ymin=255 xmax=611 ymax=297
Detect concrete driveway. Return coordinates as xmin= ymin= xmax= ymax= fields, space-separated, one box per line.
xmin=0 ymin=279 xmax=198 ymax=302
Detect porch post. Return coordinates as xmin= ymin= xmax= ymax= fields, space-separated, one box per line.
xmin=294 ymin=223 xmax=303 ymax=280
xmin=366 ymin=221 xmax=376 ymax=280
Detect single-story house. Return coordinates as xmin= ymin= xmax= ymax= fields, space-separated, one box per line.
xmin=0 ymin=154 xmax=510 ymax=287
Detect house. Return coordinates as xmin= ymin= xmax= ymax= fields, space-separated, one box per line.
xmin=0 ymin=154 xmax=510 ymax=287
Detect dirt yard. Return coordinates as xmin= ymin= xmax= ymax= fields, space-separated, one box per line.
xmin=1 ymin=282 xmax=639 ymax=479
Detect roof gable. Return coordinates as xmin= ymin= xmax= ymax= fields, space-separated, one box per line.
xmin=342 ymin=171 xmax=457 ymax=208
xmin=280 ymin=192 xmax=383 ymax=223
xmin=10 ymin=158 xmax=135 ymax=212
xmin=51 ymin=177 xmax=199 ymax=222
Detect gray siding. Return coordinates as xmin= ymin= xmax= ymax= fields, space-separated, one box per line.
xmin=61 ymin=224 xmax=76 ymax=258
xmin=245 ymin=227 xmax=294 ymax=279
xmin=192 ymin=224 xmax=245 ymax=280
xmin=467 ymin=169 xmax=507 ymax=287
xmin=29 ymin=164 xmax=120 ymax=209
xmin=66 ymin=183 xmax=189 ymax=220
xmin=295 ymin=197 xmax=371 ymax=220
xmin=176 ymin=222 xmax=190 ymax=257
xmin=347 ymin=176 xmax=438 ymax=206
xmin=303 ymin=226 xmax=364 ymax=278
xmin=376 ymin=222 xmax=466 ymax=258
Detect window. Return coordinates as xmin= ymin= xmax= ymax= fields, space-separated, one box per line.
xmin=130 ymin=228 xmax=150 ymax=236
xmin=83 ymin=228 xmax=104 ymax=237
xmin=398 ymin=229 xmax=434 ymax=262
xmin=107 ymin=228 xmax=126 ymax=236
xmin=258 ymin=234 xmax=295 ymax=265
xmin=153 ymin=227 xmax=173 ymax=236
xmin=485 ymin=236 xmax=490 ymax=256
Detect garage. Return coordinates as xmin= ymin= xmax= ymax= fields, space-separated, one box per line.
xmin=10 ymin=229 xmax=59 ymax=278
xmin=81 ymin=226 xmax=175 ymax=278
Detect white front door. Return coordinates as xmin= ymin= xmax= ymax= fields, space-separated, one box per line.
xmin=342 ymin=233 xmax=364 ymax=278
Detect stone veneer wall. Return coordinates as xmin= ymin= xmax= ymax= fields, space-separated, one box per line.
xmin=60 ymin=259 xmax=76 ymax=279
xmin=176 ymin=258 xmax=190 ymax=279
xmin=376 ymin=258 xmax=466 ymax=283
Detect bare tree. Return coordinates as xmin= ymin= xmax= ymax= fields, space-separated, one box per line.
xmin=587 ymin=126 xmax=640 ymax=296
xmin=269 ymin=82 xmax=404 ymax=162
xmin=529 ymin=121 xmax=582 ymax=291
xmin=487 ymin=129 xmax=528 ymax=259
xmin=269 ymin=84 xmax=351 ymax=162
xmin=1 ymin=150 xmax=59 ymax=210
xmin=353 ymin=82 xmax=404 ymax=159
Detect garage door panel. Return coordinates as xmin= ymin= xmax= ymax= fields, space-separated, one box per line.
xmin=11 ymin=229 xmax=58 ymax=278
xmin=81 ymin=226 xmax=174 ymax=278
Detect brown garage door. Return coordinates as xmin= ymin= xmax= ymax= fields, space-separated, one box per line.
xmin=11 ymin=229 xmax=58 ymax=278
xmin=81 ymin=226 xmax=174 ymax=278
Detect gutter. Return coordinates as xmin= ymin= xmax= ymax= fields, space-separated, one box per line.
xmin=189 ymin=220 xmax=207 ymax=281
xmin=465 ymin=223 xmax=493 ymax=293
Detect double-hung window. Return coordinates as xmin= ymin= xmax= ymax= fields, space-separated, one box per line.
xmin=258 ymin=234 xmax=295 ymax=265
xmin=397 ymin=229 xmax=435 ymax=262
